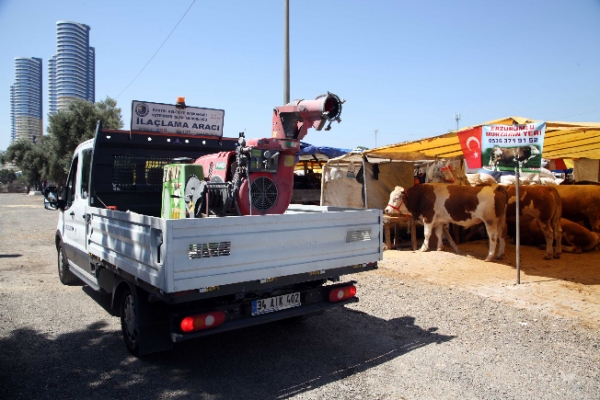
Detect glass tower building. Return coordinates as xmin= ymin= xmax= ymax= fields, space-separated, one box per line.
xmin=10 ymin=57 xmax=43 ymax=143
xmin=48 ymin=21 xmax=95 ymax=115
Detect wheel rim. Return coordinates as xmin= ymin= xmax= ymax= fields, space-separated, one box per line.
xmin=123 ymin=294 xmax=138 ymax=345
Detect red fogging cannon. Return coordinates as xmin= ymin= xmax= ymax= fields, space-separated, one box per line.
xmin=189 ymin=92 xmax=343 ymax=216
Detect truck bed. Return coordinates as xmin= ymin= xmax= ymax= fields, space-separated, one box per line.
xmin=88 ymin=204 xmax=382 ymax=295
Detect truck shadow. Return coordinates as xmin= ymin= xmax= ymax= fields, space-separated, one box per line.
xmin=0 ymin=308 xmax=453 ymax=399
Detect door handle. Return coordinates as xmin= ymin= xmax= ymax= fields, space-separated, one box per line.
xmin=70 ymin=211 xmax=75 ymax=217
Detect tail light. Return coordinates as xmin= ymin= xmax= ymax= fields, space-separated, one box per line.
xmin=328 ymin=285 xmax=357 ymax=302
xmin=180 ymin=311 xmax=226 ymax=333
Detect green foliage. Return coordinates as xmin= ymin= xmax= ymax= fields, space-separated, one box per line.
xmin=0 ymin=168 xmax=18 ymax=184
xmin=355 ymin=146 xmax=369 ymax=151
xmin=3 ymin=138 xmax=47 ymax=187
xmin=46 ymin=97 xmax=123 ymax=183
xmin=3 ymin=97 xmax=123 ymax=186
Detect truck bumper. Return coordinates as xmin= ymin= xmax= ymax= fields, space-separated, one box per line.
xmin=170 ymin=296 xmax=358 ymax=343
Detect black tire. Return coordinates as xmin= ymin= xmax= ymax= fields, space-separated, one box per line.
xmin=57 ymin=242 xmax=78 ymax=285
xmin=120 ymin=288 xmax=140 ymax=356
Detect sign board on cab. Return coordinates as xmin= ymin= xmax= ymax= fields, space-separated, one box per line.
xmin=131 ymin=100 xmax=225 ymax=137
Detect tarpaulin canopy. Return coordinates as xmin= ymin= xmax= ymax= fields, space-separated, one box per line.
xmin=363 ymin=117 xmax=600 ymax=161
xmin=297 ymin=141 xmax=352 ymax=161
xmin=294 ymin=142 xmax=354 ymax=173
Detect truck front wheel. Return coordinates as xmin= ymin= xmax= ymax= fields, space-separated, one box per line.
xmin=120 ymin=288 xmax=140 ymax=356
xmin=57 ymin=242 xmax=78 ymax=285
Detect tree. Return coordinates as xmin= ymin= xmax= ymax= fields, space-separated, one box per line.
xmin=46 ymin=97 xmax=123 ymax=183
xmin=0 ymin=169 xmax=17 ymax=184
xmin=3 ymin=97 xmax=123 ymax=186
xmin=3 ymin=138 xmax=48 ymax=189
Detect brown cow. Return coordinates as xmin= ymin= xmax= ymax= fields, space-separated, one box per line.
xmin=385 ymin=183 xmax=507 ymax=261
xmin=506 ymin=185 xmax=562 ymax=260
xmin=554 ymin=185 xmax=600 ymax=233
xmin=507 ymin=215 xmax=600 ymax=253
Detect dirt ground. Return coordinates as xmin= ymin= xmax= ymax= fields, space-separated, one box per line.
xmin=381 ymin=237 xmax=600 ymax=330
xmin=2 ymin=193 xmax=598 ymax=332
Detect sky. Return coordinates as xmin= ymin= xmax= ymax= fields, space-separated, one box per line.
xmin=1 ymin=0 xmax=600 ymax=153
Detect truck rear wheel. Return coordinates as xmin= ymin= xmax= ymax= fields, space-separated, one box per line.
xmin=120 ymin=288 xmax=140 ymax=356
xmin=57 ymin=243 xmax=78 ymax=285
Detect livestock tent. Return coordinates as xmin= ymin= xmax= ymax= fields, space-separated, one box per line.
xmin=365 ymin=117 xmax=600 ymax=161
xmin=321 ymin=117 xmax=600 ymax=209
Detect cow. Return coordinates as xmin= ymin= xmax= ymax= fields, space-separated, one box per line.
xmin=507 ymin=215 xmax=600 ymax=253
xmin=489 ymin=145 xmax=540 ymax=170
xmin=506 ymin=185 xmax=562 ymax=259
xmin=554 ymin=185 xmax=600 ymax=233
xmin=559 ymin=179 xmax=600 ymax=186
xmin=385 ymin=183 xmax=508 ymax=261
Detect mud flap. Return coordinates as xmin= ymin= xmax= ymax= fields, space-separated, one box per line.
xmin=134 ymin=285 xmax=173 ymax=355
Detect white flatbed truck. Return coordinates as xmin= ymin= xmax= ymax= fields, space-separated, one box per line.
xmin=45 ymin=122 xmax=382 ymax=356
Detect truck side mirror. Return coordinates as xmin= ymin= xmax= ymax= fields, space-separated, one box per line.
xmin=43 ymin=187 xmax=65 ymax=211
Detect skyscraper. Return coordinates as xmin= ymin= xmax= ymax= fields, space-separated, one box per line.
xmin=48 ymin=21 xmax=95 ymax=115
xmin=10 ymin=57 xmax=43 ymax=143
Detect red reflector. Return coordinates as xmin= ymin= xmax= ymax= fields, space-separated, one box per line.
xmin=180 ymin=311 xmax=226 ymax=333
xmin=328 ymin=285 xmax=357 ymax=302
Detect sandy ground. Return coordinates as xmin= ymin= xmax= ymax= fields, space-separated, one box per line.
xmin=1 ymin=192 xmax=598 ymax=331
xmin=381 ymin=237 xmax=600 ymax=330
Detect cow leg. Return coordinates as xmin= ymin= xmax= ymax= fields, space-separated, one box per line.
xmin=442 ymin=225 xmax=461 ymax=254
xmin=434 ymin=225 xmax=445 ymax=251
xmin=537 ymin=220 xmax=555 ymax=260
xmin=589 ymin=217 xmax=600 ymax=233
xmin=561 ymin=232 xmax=582 ymax=253
xmin=496 ymin=233 xmax=506 ymax=260
xmin=483 ymin=221 xmax=499 ymax=262
xmin=561 ymin=244 xmax=582 ymax=254
xmin=552 ymin=216 xmax=562 ymax=259
xmin=420 ymin=224 xmax=433 ymax=252
xmin=495 ymin=214 xmax=507 ymax=260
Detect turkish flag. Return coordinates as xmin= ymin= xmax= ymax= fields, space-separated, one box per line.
xmin=457 ymin=126 xmax=483 ymax=169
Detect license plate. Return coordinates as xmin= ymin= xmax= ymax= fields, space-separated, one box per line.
xmin=251 ymin=292 xmax=301 ymax=316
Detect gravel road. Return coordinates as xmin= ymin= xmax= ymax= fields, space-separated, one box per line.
xmin=1 ymin=193 xmax=599 ymax=400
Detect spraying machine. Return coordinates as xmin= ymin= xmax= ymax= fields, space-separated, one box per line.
xmin=187 ymin=92 xmax=344 ymax=216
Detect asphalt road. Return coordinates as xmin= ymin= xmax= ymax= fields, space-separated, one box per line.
xmin=1 ymin=193 xmax=599 ymax=400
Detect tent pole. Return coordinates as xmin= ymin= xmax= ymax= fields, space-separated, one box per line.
xmin=515 ymin=162 xmax=522 ymax=284
xmin=361 ymin=157 xmax=368 ymax=208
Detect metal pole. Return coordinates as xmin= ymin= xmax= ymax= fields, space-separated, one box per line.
xmin=283 ymin=0 xmax=290 ymax=104
xmin=361 ymin=158 xmax=368 ymax=208
xmin=515 ymin=162 xmax=521 ymax=284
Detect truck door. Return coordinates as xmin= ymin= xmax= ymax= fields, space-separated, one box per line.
xmin=62 ymin=148 xmax=94 ymax=276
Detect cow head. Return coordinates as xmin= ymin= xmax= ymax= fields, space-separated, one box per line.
xmin=385 ymin=186 xmax=408 ymax=215
xmin=527 ymin=145 xmax=541 ymax=161
xmin=489 ymin=146 xmax=503 ymax=167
